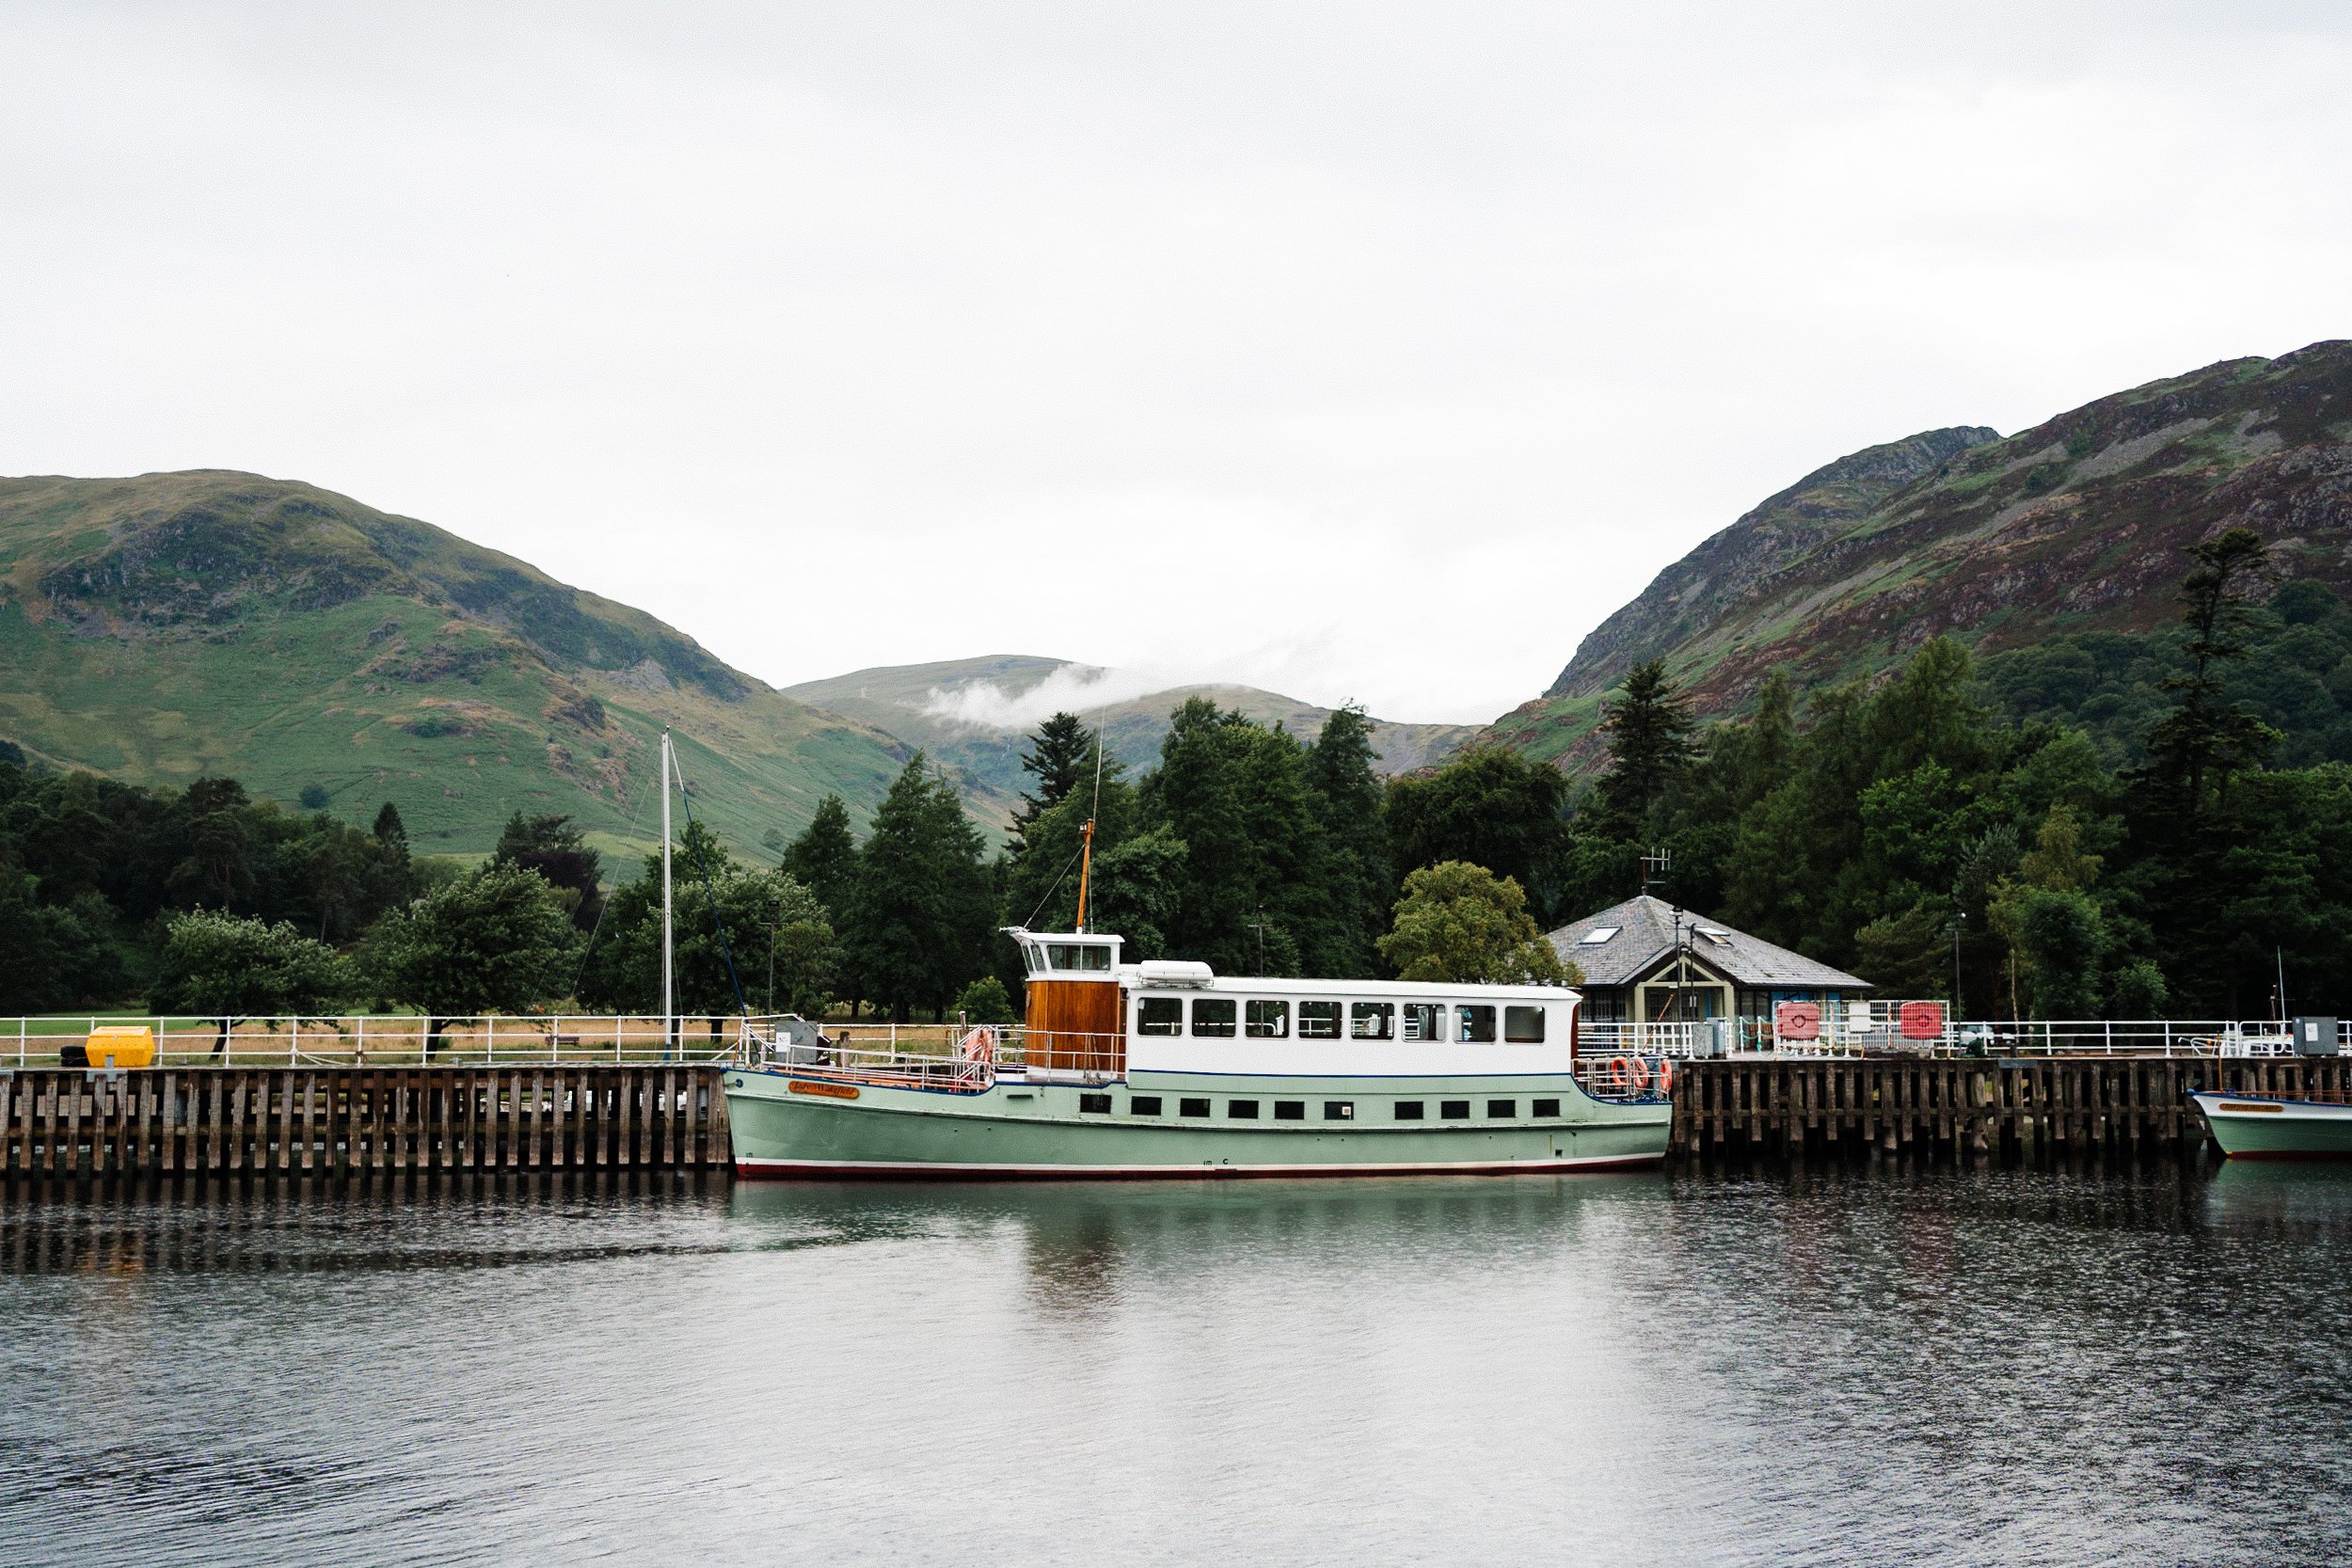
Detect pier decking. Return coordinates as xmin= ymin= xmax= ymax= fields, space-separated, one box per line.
xmin=7 ymin=1054 xmax=2347 ymax=1181
xmin=2 ymin=1066 xmax=729 ymax=1180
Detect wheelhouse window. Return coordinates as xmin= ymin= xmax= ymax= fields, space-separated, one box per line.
xmin=1045 ymin=942 xmax=1113 ymax=973
xmin=1504 ymin=1005 xmax=1547 ymax=1043
xmin=1192 ymin=998 xmax=1237 ymax=1037
xmin=1457 ymin=1005 xmax=1497 ymax=1043
xmin=1298 ymin=1001 xmax=1343 ymax=1039
xmin=1350 ymin=1003 xmax=1395 ymax=1040
xmin=1137 ymin=997 xmax=1183 ymax=1037
xmin=1402 ymin=1004 xmax=1444 ymax=1042
xmin=1247 ymin=1000 xmax=1290 ymax=1038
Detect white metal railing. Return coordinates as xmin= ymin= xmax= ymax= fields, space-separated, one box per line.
xmin=1577 ymin=1015 xmax=2352 ymax=1060
xmin=8 ymin=1013 xmax=785 ymax=1069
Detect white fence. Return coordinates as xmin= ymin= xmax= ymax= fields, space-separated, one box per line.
xmin=1580 ymin=1014 xmax=2350 ymax=1060
xmin=5 ymin=1013 xmax=801 ymax=1069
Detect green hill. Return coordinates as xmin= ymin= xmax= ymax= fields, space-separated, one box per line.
xmin=783 ymin=656 xmax=1479 ymax=811
xmin=0 ymin=470 xmax=914 ymax=860
xmin=1486 ymin=340 xmax=2352 ymax=767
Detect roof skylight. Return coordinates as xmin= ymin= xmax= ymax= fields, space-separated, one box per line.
xmin=1580 ymin=927 xmax=1620 ymax=944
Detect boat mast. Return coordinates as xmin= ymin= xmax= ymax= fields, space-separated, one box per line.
xmin=1073 ymin=725 xmax=1105 ymax=932
xmin=661 ymin=731 xmax=675 ymax=1048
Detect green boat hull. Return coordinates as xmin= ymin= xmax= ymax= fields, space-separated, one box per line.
xmin=2191 ymin=1091 xmax=2352 ymax=1159
xmin=724 ymin=1068 xmax=1670 ymax=1178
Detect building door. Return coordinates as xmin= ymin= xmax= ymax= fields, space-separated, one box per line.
xmin=1641 ymin=984 xmax=1726 ymax=1022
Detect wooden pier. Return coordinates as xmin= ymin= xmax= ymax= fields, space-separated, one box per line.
xmin=1672 ymin=1053 xmax=2352 ymax=1163
xmin=2 ymin=1065 xmax=730 ymax=1181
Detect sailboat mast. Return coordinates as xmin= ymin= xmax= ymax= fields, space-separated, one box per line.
xmin=661 ymin=732 xmax=675 ymax=1046
xmin=1073 ymin=726 xmax=1105 ymax=933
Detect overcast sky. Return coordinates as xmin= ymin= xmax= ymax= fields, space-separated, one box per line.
xmin=2 ymin=3 xmax=2347 ymax=724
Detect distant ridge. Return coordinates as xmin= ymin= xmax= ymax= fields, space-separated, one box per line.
xmin=0 ymin=470 xmax=921 ymax=857
xmin=1485 ymin=341 xmax=2352 ymax=768
xmin=783 ymin=656 xmax=1479 ymax=808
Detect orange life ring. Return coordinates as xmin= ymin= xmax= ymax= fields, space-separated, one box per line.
xmin=1654 ymin=1059 xmax=1675 ymax=1097
xmin=1629 ymin=1057 xmax=1652 ymax=1092
xmin=1609 ymin=1055 xmax=1633 ymax=1090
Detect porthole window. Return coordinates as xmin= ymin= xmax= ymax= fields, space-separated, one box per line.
xmin=1440 ymin=1100 xmax=1470 ymax=1120
xmin=1131 ymin=1096 xmax=1164 ymax=1117
xmin=1487 ymin=1099 xmax=1516 ymax=1118
xmin=1228 ymin=1100 xmax=1260 ymax=1119
xmin=1393 ymin=1101 xmax=1424 ymax=1120
xmin=1274 ymin=1101 xmax=1305 ymax=1121
xmin=1532 ymin=1098 xmax=1561 ymax=1117
xmin=1078 ymin=1093 xmax=1112 ymax=1115
xmin=1325 ymin=1101 xmax=1355 ymax=1120
xmin=1180 ymin=1097 xmax=1212 ymax=1117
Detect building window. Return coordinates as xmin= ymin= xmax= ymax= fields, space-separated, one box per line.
xmin=1079 ymin=1093 xmax=1112 ymax=1114
xmin=1130 ymin=1096 xmax=1164 ymax=1116
xmin=1229 ymin=1100 xmax=1260 ymax=1119
xmin=1440 ymin=1100 xmax=1470 ymax=1119
xmin=1487 ymin=1099 xmax=1516 ymax=1117
xmin=1393 ymin=1101 xmax=1424 ymax=1120
xmin=1274 ymin=1101 xmax=1305 ymax=1120
xmin=1247 ymin=999 xmax=1290 ymax=1038
xmin=1532 ymin=1098 xmax=1561 ymax=1117
xmin=1504 ymin=1005 xmax=1547 ymax=1043
xmin=1298 ymin=1000 xmax=1343 ymax=1039
xmin=1350 ymin=1002 xmax=1395 ymax=1040
xmin=1325 ymin=1101 xmax=1355 ymax=1120
xmin=1180 ymin=1097 xmax=1212 ymax=1117
xmin=1192 ymin=998 xmax=1237 ymax=1037
xmin=1138 ymin=997 xmax=1183 ymax=1037
xmin=1402 ymin=1003 xmax=1444 ymax=1042
xmin=1457 ymin=1005 xmax=1497 ymax=1043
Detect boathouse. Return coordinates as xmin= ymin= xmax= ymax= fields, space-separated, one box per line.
xmin=1547 ymin=894 xmax=1871 ymax=1024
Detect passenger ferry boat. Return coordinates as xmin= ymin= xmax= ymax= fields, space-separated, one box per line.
xmin=723 ymin=927 xmax=1673 ymax=1179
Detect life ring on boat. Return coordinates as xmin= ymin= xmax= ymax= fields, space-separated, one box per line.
xmin=1653 ymin=1059 xmax=1675 ymax=1097
xmin=961 ymin=1027 xmax=997 ymax=1064
xmin=1609 ymin=1055 xmax=1634 ymax=1091
xmin=1629 ymin=1057 xmax=1652 ymax=1093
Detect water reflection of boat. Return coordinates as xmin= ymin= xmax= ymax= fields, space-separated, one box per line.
xmin=725 ymin=927 xmax=1672 ymax=1178
xmin=2189 ymin=1090 xmax=2352 ymax=1160
xmin=2204 ymin=1158 xmax=2352 ymax=1227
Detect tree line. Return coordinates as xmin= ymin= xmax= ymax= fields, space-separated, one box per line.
xmin=4 ymin=529 xmax=2330 ymax=1022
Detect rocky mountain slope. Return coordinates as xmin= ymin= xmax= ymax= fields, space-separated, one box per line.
xmin=784 ymin=656 xmax=1477 ymax=804
xmin=0 ymin=471 xmax=917 ymax=858
xmin=1486 ymin=341 xmax=2352 ymax=767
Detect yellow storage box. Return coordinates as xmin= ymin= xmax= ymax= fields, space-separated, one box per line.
xmin=71 ymin=1025 xmax=156 ymax=1069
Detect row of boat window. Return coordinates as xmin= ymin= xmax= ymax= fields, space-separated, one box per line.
xmin=1135 ymin=998 xmax=1549 ymax=1043
xmin=1075 ymin=1093 xmax=1564 ymax=1121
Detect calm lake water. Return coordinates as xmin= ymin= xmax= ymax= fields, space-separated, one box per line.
xmin=5 ymin=1162 xmax=2350 ymax=1567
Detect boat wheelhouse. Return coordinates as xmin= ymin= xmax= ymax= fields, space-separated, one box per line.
xmin=722 ymin=927 xmax=1672 ymax=1179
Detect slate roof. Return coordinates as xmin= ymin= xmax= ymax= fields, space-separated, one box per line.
xmin=1548 ymin=895 xmax=1872 ymax=990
